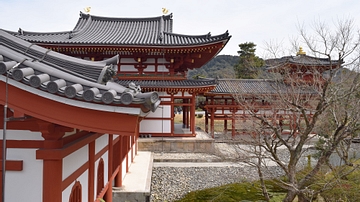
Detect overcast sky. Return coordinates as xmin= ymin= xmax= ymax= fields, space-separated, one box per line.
xmin=0 ymin=0 xmax=359 ymax=57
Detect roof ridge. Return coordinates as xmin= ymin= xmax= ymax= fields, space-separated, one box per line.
xmin=79 ymin=11 xmax=173 ymax=22
xmin=164 ymin=30 xmax=230 ymax=39
xmin=14 ymin=28 xmax=71 ymax=36
xmin=70 ymin=14 xmax=93 ymax=39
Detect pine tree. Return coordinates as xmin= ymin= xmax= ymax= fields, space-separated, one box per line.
xmin=234 ymin=42 xmax=264 ymax=79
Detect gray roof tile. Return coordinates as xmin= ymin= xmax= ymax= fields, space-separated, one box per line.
xmin=0 ymin=30 xmax=160 ymax=112
xmin=210 ymin=79 xmax=315 ymax=95
xmin=10 ymin=12 xmax=230 ymax=46
xmin=116 ymin=78 xmax=217 ymax=88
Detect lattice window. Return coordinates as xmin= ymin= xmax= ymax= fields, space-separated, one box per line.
xmin=97 ymin=158 xmax=104 ymax=196
xmin=69 ymin=181 xmax=82 ymax=202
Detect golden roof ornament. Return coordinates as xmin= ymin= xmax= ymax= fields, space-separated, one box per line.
xmin=162 ymin=8 xmax=169 ymax=14
xmin=84 ymin=7 xmax=91 ymax=13
xmin=297 ymin=47 xmax=306 ymax=55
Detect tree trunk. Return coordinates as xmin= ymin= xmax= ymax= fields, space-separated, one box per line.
xmin=283 ymin=191 xmax=297 ymax=202
xmin=297 ymin=192 xmax=311 ymax=202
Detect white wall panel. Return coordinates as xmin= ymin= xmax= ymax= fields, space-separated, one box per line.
xmin=63 ymin=145 xmax=88 ymax=180
xmin=2 ymin=130 xmax=43 ymax=140
xmin=157 ymin=65 xmax=169 ymax=72
xmin=140 ymin=120 xmax=171 ymax=133
xmin=143 ymin=65 xmax=155 ymax=72
xmin=120 ymin=58 xmax=135 ymax=63
xmin=145 ymin=105 xmax=171 ymax=118
xmin=5 ymin=148 xmax=42 ymax=202
xmin=120 ymin=65 xmax=137 ymax=71
xmin=95 ymin=135 xmax=108 ymax=154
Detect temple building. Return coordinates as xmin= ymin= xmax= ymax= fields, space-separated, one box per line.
xmin=202 ymin=49 xmax=341 ymax=137
xmin=1 ymin=12 xmax=230 ymax=202
xmin=10 ymin=12 xmax=231 ymax=137
xmin=0 ymin=29 xmax=161 ymax=202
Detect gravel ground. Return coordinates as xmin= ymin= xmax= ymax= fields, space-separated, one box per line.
xmin=150 ymin=140 xmax=319 ymax=202
xmin=149 ymin=142 xmax=302 ymax=202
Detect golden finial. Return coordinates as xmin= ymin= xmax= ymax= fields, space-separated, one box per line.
xmin=162 ymin=8 xmax=169 ymax=14
xmin=297 ymin=47 xmax=306 ymax=55
xmin=84 ymin=7 xmax=91 ymax=13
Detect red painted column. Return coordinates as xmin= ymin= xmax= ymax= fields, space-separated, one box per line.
xmin=210 ymin=109 xmax=215 ymax=138
xmin=205 ymin=110 xmax=209 ymax=133
xmin=115 ymin=135 xmax=122 ymax=187
xmin=106 ymin=134 xmax=113 ymax=202
xmin=43 ymin=160 xmax=62 ymax=202
xmin=190 ymin=94 xmax=196 ymax=136
xmin=182 ymin=100 xmax=186 ymax=128
xmin=88 ymin=141 xmax=95 ymax=202
xmin=126 ymin=136 xmax=129 ymax=173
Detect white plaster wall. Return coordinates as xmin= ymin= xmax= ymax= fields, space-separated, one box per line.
xmin=145 ymin=105 xmax=171 ymax=118
xmin=1 ymin=129 xmax=43 ymax=140
xmin=157 ymin=65 xmax=169 ymax=72
xmin=5 ymin=148 xmax=43 ymax=202
xmin=62 ymin=170 xmax=88 ymax=202
xmin=63 ymin=145 xmax=88 ymax=180
xmin=161 ymin=98 xmax=171 ymax=101
xmin=0 ymin=130 xmax=43 ymax=202
xmin=143 ymin=65 xmax=155 ymax=72
xmin=95 ymin=135 xmax=108 ymax=154
xmin=139 ymin=120 xmax=171 ymax=133
xmin=120 ymin=58 xmax=135 ymax=63
xmin=143 ymin=58 xmax=155 ymax=63
xmin=119 ymin=65 xmax=137 ymax=72
xmin=157 ymin=58 xmax=168 ymax=64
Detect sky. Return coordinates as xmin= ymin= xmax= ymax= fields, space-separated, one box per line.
xmin=0 ymin=0 xmax=359 ymax=57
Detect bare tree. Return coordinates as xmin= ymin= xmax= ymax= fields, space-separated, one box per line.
xmin=225 ymin=18 xmax=360 ymax=202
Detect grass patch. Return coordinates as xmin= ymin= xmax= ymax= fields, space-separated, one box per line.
xmin=176 ymin=180 xmax=286 ymax=202
xmin=176 ymin=160 xmax=360 ymax=202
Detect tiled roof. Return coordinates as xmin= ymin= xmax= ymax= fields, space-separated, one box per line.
xmin=116 ymin=78 xmax=217 ymax=88
xmin=210 ymin=79 xmax=315 ymax=95
xmin=9 ymin=12 xmax=231 ymax=47
xmin=0 ymin=30 xmax=160 ymax=112
xmin=266 ymin=55 xmax=340 ymax=68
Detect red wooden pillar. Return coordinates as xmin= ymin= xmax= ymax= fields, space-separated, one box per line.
xmin=39 ymin=122 xmax=65 ymax=202
xmin=224 ymin=119 xmax=227 ymax=134
xmin=205 ymin=110 xmax=208 ymax=133
xmin=125 ymin=136 xmax=129 ymax=173
xmin=105 ymin=134 xmax=113 ymax=202
xmin=182 ymin=99 xmax=186 ymax=128
xmin=43 ymin=159 xmax=62 ymax=202
xmin=131 ymin=135 xmax=135 ymax=162
xmin=115 ymin=135 xmax=123 ymax=187
xmin=210 ymin=109 xmax=215 ymax=138
xmin=88 ymin=141 xmax=95 ymax=202
xmin=232 ymin=109 xmax=236 ymax=137
xmin=190 ymin=94 xmax=196 ymax=136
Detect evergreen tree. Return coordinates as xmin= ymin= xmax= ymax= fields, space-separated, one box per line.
xmin=234 ymin=42 xmax=264 ymax=79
